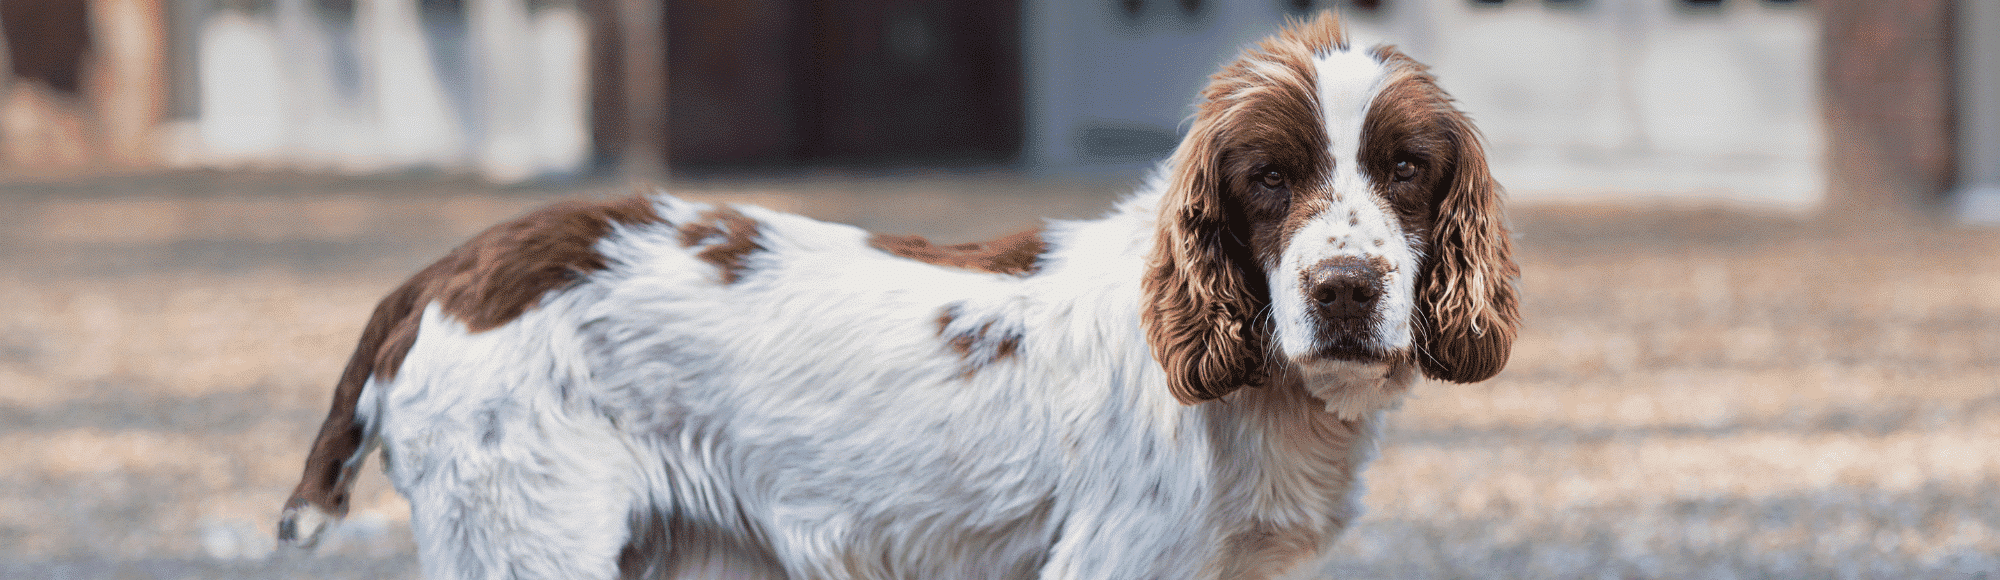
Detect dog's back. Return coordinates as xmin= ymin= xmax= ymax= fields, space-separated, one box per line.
xmin=278 ymin=12 xmax=1520 ymax=580
xmin=280 ymin=194 xmax=1155 ymax=579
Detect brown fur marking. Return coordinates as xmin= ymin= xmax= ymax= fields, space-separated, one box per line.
xmin=1364 ymin=47 xmax=1521 ymax=383
xmin=937 ymin=308 xmax=974 ymax=357
xmin=284 ymin=195 xmax=663 ymax=518
xmin=677 ymin=207 xmax=765 ymax=284
xmin=432 ymin=195 xmax=664 ymax=334
xmin=1143 ymin=16 xmax=1348 ymax=404
xmin=870 ymin=230 xmax=1045 ymax=276
xmin=1144 ymin=12 xmax=1519 ymax=402
xmin=935 ymin=304 xmax=1022 ymax=377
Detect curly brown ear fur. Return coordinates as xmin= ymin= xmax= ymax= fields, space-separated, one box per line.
xmin=1416 ymin=113 xmax=1521 ymax=383
xmin=1142 ymin=114 xmax=1275 ymax=405
xmin=1141 ymin=14 xmax=1349 ymax=404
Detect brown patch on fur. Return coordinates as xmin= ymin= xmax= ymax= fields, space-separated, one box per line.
xmin=935 ymin=304 xmax=1022 ymax=377
xmin=428 ymin=196 xmax=665 ymax=333
xmin=1144 ymin=14 xmax=1352 ymax=404
xmin=870 ymin=230 xmax=1045 ymax=276
xmin=283 ymin=195 xmax=663 ymax=521
xmin=1363 ymin=46 xmax=1522 ymax=383
xmin=677 ymin=207 xmax=765 ymax=283
xmin=1146 ymin=12 xmax=1516 ymax=398
xmin=936 ymin=308 xmax=974 ymax=357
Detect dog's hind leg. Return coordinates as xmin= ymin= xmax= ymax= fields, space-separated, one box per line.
xmin=386 ymin=407 xmax=646 ymax=580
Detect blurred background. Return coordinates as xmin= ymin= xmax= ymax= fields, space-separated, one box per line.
xmin=1 ymin=0 xmax=1998 ymax=578
xmin=0 ymin=0 xmax=1990 ymax=212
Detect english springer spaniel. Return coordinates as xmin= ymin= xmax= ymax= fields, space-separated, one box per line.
xmin=279 ymin=12 xmax=1519 ymax=580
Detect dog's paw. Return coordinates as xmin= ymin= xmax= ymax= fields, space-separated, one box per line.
xmin=277 ymin=503 xmax=336 ymax=549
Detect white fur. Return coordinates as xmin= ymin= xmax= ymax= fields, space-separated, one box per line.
xmin=358 ymin=171 xmax=1405 ymax=579
xmin=1272 ymin=46 xmax=1423 ymax=377
xmin=351 ymin=44 xmax=1443 ymax=580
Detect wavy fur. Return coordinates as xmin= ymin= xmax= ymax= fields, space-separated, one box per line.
xmin=278 ymin=12 xmax=1517 ymax=580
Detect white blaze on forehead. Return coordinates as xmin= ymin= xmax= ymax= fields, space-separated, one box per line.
xmin=1312 ymin=47 xmax=1389 ymax=174
xmin=1269 ymin=46 xmax=1421 ymax=365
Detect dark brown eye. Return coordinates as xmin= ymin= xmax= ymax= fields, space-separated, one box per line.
xmin=1391 ymin=159 xmax=1419 ymax=182
xmin=1259 ymin=169 xmax=1286 ymax=189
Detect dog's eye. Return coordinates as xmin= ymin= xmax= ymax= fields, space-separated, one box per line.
xmin=1259 ymin=169 xmax=1286 ymax=189
xmin=1391 ymin=160 xmax=1420 ymax=183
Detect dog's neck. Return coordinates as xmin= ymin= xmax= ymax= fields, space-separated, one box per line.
xmin=1192 ymin=374 xmax=1392 ymax=578
xmin=1041 ymin=177 xmax=1406 ymax=502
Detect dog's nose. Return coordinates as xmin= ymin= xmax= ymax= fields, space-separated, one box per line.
xmin=1308 ymin=257 xmax=1384 ymax=321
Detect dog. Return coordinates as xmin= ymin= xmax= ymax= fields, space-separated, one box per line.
xmin=278 ymin=12 xmax=1518 ymax=580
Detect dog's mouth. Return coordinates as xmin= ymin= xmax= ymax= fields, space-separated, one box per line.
xmin=1307 ymin=318 xmax=1390 ymax=362
xmin=1290 ymin=315 xmax=1414 ymax=419
xmin=1293 ymin=353 xmax=1413 ymax=420
xmin=1310 ymin=341 xmax=1385 ymax=362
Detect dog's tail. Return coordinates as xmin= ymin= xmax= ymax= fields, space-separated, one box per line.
xmin=277 ymin=276 xmax=428 ymax=548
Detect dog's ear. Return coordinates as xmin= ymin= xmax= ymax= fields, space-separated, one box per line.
xmin=1415 ymin=113 xmax=1520 ymax=383
xmin=1142 ymin=121 xmax=1274 ymax=404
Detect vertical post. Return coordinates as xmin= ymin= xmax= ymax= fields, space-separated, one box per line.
xmin=1820 ymin=0 xmax=1957 ymax=217
xmin=1954 ymin=0 xmax=2000 ymax=223
xmin=90 ymin=0 xmax=170 ymax=166
xmin=614 ymin=0 xmax=664 ymax=179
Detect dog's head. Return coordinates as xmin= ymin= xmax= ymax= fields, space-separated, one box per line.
xmin=1143 ymin=13 xmax=1519 ymax=405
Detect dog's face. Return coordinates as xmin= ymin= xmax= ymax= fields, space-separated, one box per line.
xmin=1144 ymin=13 xmax=1520 ymax=404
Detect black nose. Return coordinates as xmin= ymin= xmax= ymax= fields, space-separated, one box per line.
xmin=1308 ymin=257 xmax=1384 ymax=321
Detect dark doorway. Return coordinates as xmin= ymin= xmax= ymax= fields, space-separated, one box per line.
xmin=663 ymin=0 xmax=1023 ymax=169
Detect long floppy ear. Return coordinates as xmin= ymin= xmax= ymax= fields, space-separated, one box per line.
xmin=1416 ymin=114 xmax=1521 ymax=383
xmin=1142 ymin=122 xmax=1275 ymax=404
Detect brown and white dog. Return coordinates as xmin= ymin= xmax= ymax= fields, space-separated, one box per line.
xmin=279 ymin=13 xmax=1518 ymax=580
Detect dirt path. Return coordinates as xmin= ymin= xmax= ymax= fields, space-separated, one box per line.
xmin=2 ymin=172 xmax=1995 ymax=578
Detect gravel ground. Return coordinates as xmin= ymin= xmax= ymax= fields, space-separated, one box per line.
xmin=1 ymin=171 xmax=1995 ymax=579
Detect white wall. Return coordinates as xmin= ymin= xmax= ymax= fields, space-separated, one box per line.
xmin=1022 ymin=0 xmax=1825 ymax=210
xmin=172 ymin=0 xmax=590 ymax=183
xmin=1023 ymin=0 xmax=1312 ymax=172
